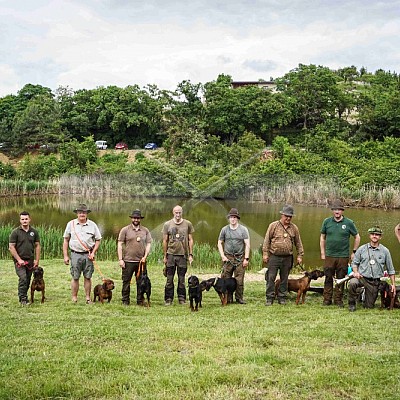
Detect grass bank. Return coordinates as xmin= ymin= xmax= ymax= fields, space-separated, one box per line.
xmin=1 ymin=260 xmax=399 ymax=399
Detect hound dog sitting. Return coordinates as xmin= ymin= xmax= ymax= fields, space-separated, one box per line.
xmin=30 ymin=266 xmax=46 ymax=304
xmin=200 ymin=277 xmax=237 ymax=306
xmin=188 ymin=275 xmax=202 ymax=311
xmin=137 ymin=272 xmax=151 ymax=307
xmin=93 ymin=279 xmax=115 ymax=303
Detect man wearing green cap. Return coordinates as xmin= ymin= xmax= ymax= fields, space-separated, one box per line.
xmin=348 ymin=226 xmax=396 ymax=312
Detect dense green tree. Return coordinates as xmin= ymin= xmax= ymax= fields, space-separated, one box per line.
xmin=276 ymin=64 xmax=341 ymax=129
xmin=10 ymin=94 xmax=66 ymax=153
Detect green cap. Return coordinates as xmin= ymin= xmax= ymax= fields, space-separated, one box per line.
xmin=368 ymin=226 xmax=383 ymax=235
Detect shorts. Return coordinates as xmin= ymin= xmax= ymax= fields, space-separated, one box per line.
xmin=70 ymin=252 xmax=94 ymax=279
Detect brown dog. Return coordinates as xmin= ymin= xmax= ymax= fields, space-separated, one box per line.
xmin=30 ymin=266 xmax=45 ymax=304
xmin=275 ymin=269 xmax=324 ymax=305
xmin=93 ymin=279 xmax=115 ymax=303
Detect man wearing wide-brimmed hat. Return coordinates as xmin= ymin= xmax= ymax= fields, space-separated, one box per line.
xmin=262 ymin=204 xmax=304 ymax=306
xmin=162 ymin=205 xmax=194 ymax=305
xmin=63 ymin=204 xmax=102 ymax=304
xmin=348 ymin=226 xmax=395 ymax=312
xmin=117 ymin=209 xmax=152 ymax=306
xmin=218 ymin=208 xmax=250 ymax=304
xmin=320 ymin=199 xmax=360 ymax=307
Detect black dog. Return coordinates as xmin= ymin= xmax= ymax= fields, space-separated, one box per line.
xmin=30 ymin=266 xmax=45 ymax=304
xmin=378 ymin=281 xmax=400 ymax=310
xmin=137 ymin=272 xmax=151 ymax=307
xmin=200 ymin=277 xmax=237 ymax=306
xmin=188 ymin=275 xmax=202 ymax=311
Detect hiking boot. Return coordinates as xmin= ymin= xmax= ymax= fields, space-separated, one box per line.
xmin=265 ymin=299 xmax=273 ymax=306
xmin=336 ymin=302 xmax=344 ymax=308
xmin=278 ymin=299 xmax=286 ymax=305
xmin=236 ymin=299 xmax=246 ymax=304
xmin=178 ymin=299 xmax=186 ymax=305
xmin=122 ymin=302 xmax=130 ymax=307
xmin=165 ymin=300 xmax=172 ymax=306
xmin=322 ymin=301 xmax=332 ymax=306
xmin=349 ymin=304 xmax=356 ymax=312
xmin=20 ymin=300 xmax=29 ymax=306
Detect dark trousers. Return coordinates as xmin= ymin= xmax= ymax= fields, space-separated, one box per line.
xmin=348 ymin=277 xmax=380 ymax=309
xmin=265 ymin=255 xmax=293 ymax=300
xmin=221 ymin=255 xmax=245 ymax=301
xmin=121 ymin=261 xmax=146 ymax=304
xmin=14 ymin=260 xmax=34 ymax=302
xmin=323 ymin=257 xmax=348 ymax=304
xmin=164 ymin=254 xmax=187 ymax=302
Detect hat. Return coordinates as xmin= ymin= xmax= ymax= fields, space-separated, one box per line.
xmin=330 ymin=200 xmax=345 ymax=210
xmin=73 ymin=204 xmax=91 ymax=213
xmin=129 ymin=209 xmax=144 ymax=219
xmin=368 ymin=226 xmax=383 ymax=235
xmin=227 ymin=208 xmax=240 ymax=219
xmin=279 ymin=204 xmax=295 ymax=216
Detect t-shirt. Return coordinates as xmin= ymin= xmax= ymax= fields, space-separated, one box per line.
xmin=218 ymin=224 xmax=249 ymax=255
xmin=320 ymin=216 xmax=358 ymax=258
xmin=9 ymin=226 xmax=40 ymax=260
xmin=118 ymin=224 xmax=152 ymax=262
xmin=163 ymin=219 xmax=194 ymax=256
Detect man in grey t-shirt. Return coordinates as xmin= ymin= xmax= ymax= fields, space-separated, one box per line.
xmin=218 ymin=208 xmax=250 ymax=304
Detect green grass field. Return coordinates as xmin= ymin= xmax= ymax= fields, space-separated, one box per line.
xmin=1 ymin=260 xmax=400 ymax=400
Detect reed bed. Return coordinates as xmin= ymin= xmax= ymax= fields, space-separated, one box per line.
xmin=0 ymin=225 xmax=262 ymax=271
xmin=1 ymin=174 xmax=400 ymax=208
xmin=0 ymin=179 xmax=58 ymax=196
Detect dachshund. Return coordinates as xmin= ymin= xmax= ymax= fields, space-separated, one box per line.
xmin=200 ymin=277 xmax=237 ymax=306
xmin=275 ymin=269 xmax=324 ymax=305
xmin=93 ymin=279 xmax=115 ymax=303
xmin=30 ymin=267 xmax=45 ymax=304
xmin=137 ymin=272 xmax=151 ymax=307
xmin=188 ymin=275 xmax=202 ymax=311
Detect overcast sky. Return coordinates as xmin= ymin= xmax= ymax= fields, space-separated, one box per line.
xmin=0 ymin=0 xmax=399 ymax=96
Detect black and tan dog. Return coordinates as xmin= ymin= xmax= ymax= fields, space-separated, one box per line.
xmin=30 ymin=266 xmax=45 ymax=304
xmin=188 ymin=275 xmax=202 ymax=311
xmin=93 ymin=279 xmax=115 ymax=303
xmin=379 ymin=281 xmax=400 ymax=310
xmin=137 ymin=272 xmax=151 ymax=307
xmin=200 ymin=277 xmax=237 ymax=306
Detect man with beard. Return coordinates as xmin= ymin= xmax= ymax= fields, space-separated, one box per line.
xmin=162 ymin=205 xmax=194 ymax=305
xmin=117 ymin=209 xmax=152 ymax=306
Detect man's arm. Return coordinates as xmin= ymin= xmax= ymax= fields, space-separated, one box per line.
xmin=320 ymin=233 xmax=326 ymax=260
xmin=34 ymin=241 xmax=41 ymax=267
xmin=217 ymin=240 xmax=228 ymax=262
xmin=162 ymin=233 xmax=168 ymax=264
xmin=351 ymin=233 xmax=361 ymax=260
xmin=9 ymin=243 xmax=24 ymax=265
xmin=63 ymin=237 xmax=70 ymax=265
xmin=243 ymin=238 xmax=250 ymax=268
xmin=188 ymin=233 xmax=194 ymax=265
xmin=395 ymin=224 xmax=400 ymax=243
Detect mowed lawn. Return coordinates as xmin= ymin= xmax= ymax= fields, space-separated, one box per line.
xmin=1 ymin=260 xmax=400 ymax=400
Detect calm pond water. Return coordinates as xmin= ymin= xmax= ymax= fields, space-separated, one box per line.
xmin=1 ymin=195 xmax=399 ymax=269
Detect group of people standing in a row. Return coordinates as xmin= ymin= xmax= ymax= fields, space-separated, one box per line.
xmin=9 ymin=201 xmax=399 ymax=311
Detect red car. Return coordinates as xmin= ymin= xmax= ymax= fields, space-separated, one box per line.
xmin=115 ymin=142 xmax=128 ymax=150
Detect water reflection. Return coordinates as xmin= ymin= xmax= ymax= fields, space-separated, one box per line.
xmin=1 ymin=195 xmax=399 ymax=269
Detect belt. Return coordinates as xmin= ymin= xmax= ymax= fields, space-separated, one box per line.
xmin=363 ymin=277 xmax=380 ymax=282
xmin=70 ymin=250 xmax=89 ymax=254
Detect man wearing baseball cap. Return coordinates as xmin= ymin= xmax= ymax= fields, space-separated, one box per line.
xmin=348 ymin=226 xmax=395 ymax=312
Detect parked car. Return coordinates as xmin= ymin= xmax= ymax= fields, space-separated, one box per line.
xmin=95 ymin=140 xmax=108 ymax=150
xmin=144 ymin=142 xmax=158 ymax=150
xmin=115 ymin=142 xmax=128 ymax=150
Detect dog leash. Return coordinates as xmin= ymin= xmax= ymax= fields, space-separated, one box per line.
xmin=135 ymin=260 xmax=146 ymax=279
xmin=72 ymin=220 xmax=106 ymax=281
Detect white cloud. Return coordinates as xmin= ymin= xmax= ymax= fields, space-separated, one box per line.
xmin=0 ymin=0 xmax=399 ymax=96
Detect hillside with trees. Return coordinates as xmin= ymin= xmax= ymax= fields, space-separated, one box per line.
xmin=0 ymin=64 xmax=399 ymax=207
